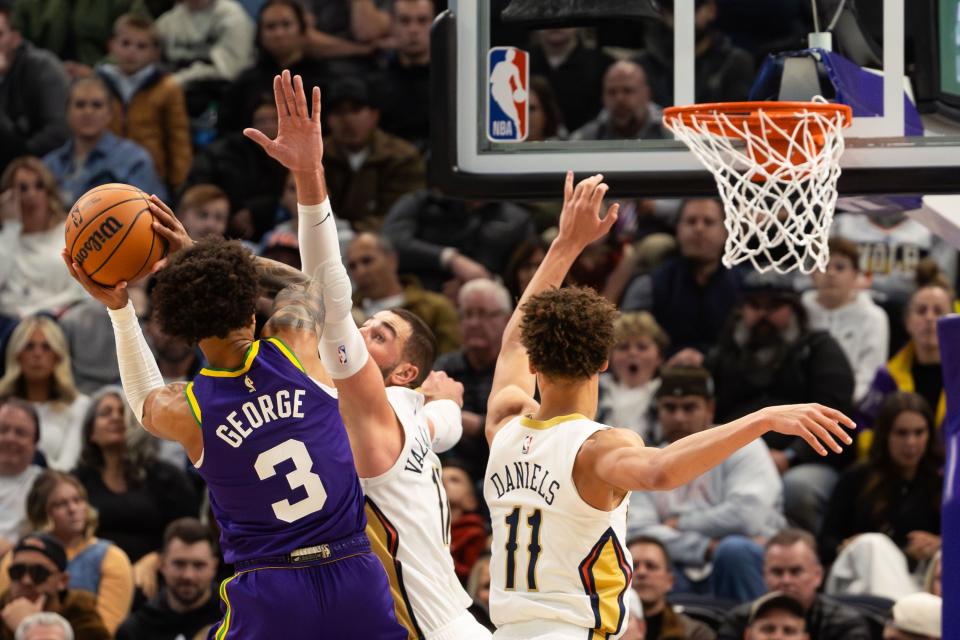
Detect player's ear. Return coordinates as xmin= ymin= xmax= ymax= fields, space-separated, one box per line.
xmin=599 ymin=360 xmax=609 ymax=373
xmin=388 ymin=362 xmax=419 ymax=387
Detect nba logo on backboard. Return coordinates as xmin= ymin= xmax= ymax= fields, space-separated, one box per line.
xmin=488 ymin=47 xmax=528 ymax=142
xmin=338 ymin=345 xmax=347 ymax=365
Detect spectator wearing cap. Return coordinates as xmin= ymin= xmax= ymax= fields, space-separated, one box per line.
xmin=883 ymin=593 xmax=941 ymax=640
xmin=627 ymin=535 xmax=715 ymax=640
xmin=14 ymin=612 xmax=73 ymax=640
xmin=718 ymin=529 xmax=870 ymax=640
xmin=802 ymin=237 xmax=889 ymax=403
xmin=322 ymin=76 xmax=425 ymax=232
xmin=623 ymin=199 xmax=743 ymax=358
xmin=701 ymin=269 xmax=855 ymax=533
xmin=348 ymin=232 xmax=460 ymax=355
xmin=0 ymin=533 xmax=109 ymax=640
xmin=0 ymin=400 xmax=42 ymax=557
xmin=627 ymin=366 xmax=784 ymax=603
xmin=742 ymin=592 xmax=808 ymax=640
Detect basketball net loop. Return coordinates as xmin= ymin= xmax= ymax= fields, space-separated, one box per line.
xmin=664 ymin=97 xmax=851 ymax=274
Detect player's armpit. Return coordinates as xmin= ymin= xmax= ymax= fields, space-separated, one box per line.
xmin=579 ymin=428 xmax=665 ymax=493
xmin=485 ymin=384 xmax=539 ymax=446
xmin=142 ymin=384 xmax=203 ymax=464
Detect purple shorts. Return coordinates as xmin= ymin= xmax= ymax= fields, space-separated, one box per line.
xmin=207 ymin=533 xmax=406 ymax=640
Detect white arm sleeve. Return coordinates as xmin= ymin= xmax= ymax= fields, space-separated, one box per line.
xmin=107 ymin=300 xmax=165 ymax=421
xmin=316 ymin=259 xmax=369 ymax=379
xmin=298 ymin=199 xmax=340 ymax=277
xmin=423 ymin=399 xmax=463 ymax=453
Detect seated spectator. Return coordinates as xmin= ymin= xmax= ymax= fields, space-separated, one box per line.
xmin=176 ymin=184 xmax=229 ymax=240
xmin=802 ymin=237 xmax=889 ymax=403
xmin=466 ymin=552 xmax=493 ymax=631
xmin=502 ymin=237 xmax=547 ymax=302
xmin=628 ymin=367 xmax=783 ymax=602
xmin=0 ymin=317 xmax=90 ymax=471
xmin=0 ymin=533 xmax=109 ymax=640
xmin=597 ymin=312 xmax=666 ymax=440
xmin=10 ymin=0 xmax=146 ymax=72
xmin=58 ymin=299 xmax=119 ymax=395
xmin=433 ymin=279 xmax=511 ymax=481
xmin=322 ymin=77 xmax=425 ymax=232
xmin=155 ymin=0 xmax=255 ymax=115
xmin=821 ymin=393 xmax=941 ymax=600
xmin=622 ymin=589 xmax=646 ymax=640
xmin=718 ymin=529 xmax=871 ymax=640
xmin=304 ymin=0 xmax=389 ymax=75
xmin=189 ymin=98 xmax=286 ymax=214
xmin=96 ymin=13 xmax=192 ymax=192
xmin=703 ymin=270 xmax=855 ymax=533
xmin=0 ymin=399 xmax=42 ymax=557
xmin=572 ymin=61 xmax=666 ymax=141
xmin=637 ymin=0 xmax=754 ymax=107
xmin=0 ymin=5 xmax=70 ymax=167
xmin=348 ymin=232 xmax=460 ymax=355
xmin=441 ymin=459 xmax=487 ymax=585
xmin=0 ymin=157 xmax=85 ymax=319
xmin=72 ymin=387 xmax=200 ymax=562
xmin=219 ymin=0 xmax=327 ymax=135
xmin=13 ymin=612 xmax=73 ymax=640
xmin=883 ymin=593 xmax=941 ymax=640
xmin=6 ymin=471 xmax=133 ymax=633
xmin=527 ymin=76 xmax=567 ymax=142
xmin=43 ymin=77 xmax=167 ymax=204
xmin=858 ymin=262 xmax=953 ymax=447
xmin=627 ymin=535 xmax=715 ymax=640
xmin=742 ymin=592 xmax=807 ymax=640
xmin=623 ymin=198 xmax=739 ymax=357
xmin=373 ymin=0 xmax=434 ymax=151
xmin=529 ymin=28 xmax=613 ymax=132
xmin=115 ymin=518 xmax=221 ymax=640
xmin=381 ymin=190 xmax=534 ymax=294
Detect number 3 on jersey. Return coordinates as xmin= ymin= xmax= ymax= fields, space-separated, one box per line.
xmin=254 ymin=439 xmax=327 ymax=523
xmin=504 ymin=507 xmax=542 ymax=590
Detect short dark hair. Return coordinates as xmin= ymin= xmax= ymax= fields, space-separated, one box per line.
xmin=113 ymin=12 xmax=158 ymax=45
xmin=766 ymin=528 xmax=819 ymax=559
xmin=625 ymin=534 xmax=672 ymax=569
xmin=520 ymin=287 xmax=618 ymax=380
xmin=163 ymin=517 xmax=215 ymax=553
xmin=0 ymin=396 xmax=40 ymax=442
xmin=827 ymin=237 xmax=860 ymax=268
xmin=152 ymin=238 xmax=260 ymax=344
xmin=390 ymin=308 xmax=437 ymax=388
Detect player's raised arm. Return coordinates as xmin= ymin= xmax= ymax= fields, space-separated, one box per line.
xmin=584 ymin=404 xmax=855 ymax=493
xmin=61 ymin=251 xmax=202 ymax=462
xmin=485 ymin=172 xmax=619 ymax=445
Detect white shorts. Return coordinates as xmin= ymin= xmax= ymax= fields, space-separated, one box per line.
xmin=494 ymin=620 xmax=617 ymax=640
xmin=427 ymin=611 xmax=492 ymax=640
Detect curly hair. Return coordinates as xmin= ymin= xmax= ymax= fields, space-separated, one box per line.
xmin=152 ymin=238 xmax=260 ymax=344
xmin=520 ymin=286 xmax=618 ymax=381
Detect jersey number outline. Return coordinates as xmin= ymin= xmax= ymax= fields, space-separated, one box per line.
xmin=254 ymin=438 xmax=328 ymax=523
xmin=504 ymin=507 xmax=542 ymax=590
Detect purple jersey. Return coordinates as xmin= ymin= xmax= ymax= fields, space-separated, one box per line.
xmin=186 ymin=338 xmax=365 ymax=564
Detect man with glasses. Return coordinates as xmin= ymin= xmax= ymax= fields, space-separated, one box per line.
xmin=0 ymin=533 xmax=108 ymax=640
xmin=434 ymin=279 xmax=513 ymax=482
xmin=627 ymin=367 xmax=784 ymax=603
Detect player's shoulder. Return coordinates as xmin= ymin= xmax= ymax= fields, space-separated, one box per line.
xmin=578 ymin=426 xmax=644 ymax=461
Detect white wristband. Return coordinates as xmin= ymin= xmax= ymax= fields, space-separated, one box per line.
xmin=107 ymin=300 xmax=165 ymax=422
xmin=424 ymin=399 xmax=463 ymax=453
xmin=297 ymin=198 xmax=340 ymax=276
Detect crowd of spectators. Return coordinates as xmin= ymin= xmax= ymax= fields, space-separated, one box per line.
xmin=0 ymin=0 xmax=948 ymax=638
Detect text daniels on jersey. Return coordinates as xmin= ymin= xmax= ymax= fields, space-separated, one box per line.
xmin=216 ymin=388 xmax=307 ymax=448
xmin=489 ymin=461 xmax=561 ymax=505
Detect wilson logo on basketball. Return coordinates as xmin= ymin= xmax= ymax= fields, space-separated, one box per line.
xmin=74 ymin=216 xmax=124 ymax=267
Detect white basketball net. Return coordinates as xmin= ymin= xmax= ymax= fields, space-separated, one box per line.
xmin=665 ymin=98 xmax=848 ymax=274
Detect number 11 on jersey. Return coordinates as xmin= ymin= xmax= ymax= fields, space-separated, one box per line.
xmin=504 ymin=507 xmax=542 ymax=591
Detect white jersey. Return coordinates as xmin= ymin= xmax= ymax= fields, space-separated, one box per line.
xmin=484 ymin=413 xmax=632 ymax=640
xmin=361 ymin=386 xmax=477 ymax=639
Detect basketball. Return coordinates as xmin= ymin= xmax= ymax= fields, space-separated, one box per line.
xmin=64 ymin=183 xmax=168 ymax=287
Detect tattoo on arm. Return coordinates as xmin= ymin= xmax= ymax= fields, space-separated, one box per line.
xmin=254 ymin=256 xmax=309 ymax=295
xmin=267 ymin=281 xmax=326 ymax=335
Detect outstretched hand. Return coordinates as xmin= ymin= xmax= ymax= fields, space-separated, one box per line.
xmin=61 ymin=249 xmax=129 ymax=310
xmin=762 ymin=404 xmax=855 ymax=457
xmin=244 ymin=69 xmax=324 ymax=174
xmin=555 ymin=171 xmax=620 ymax=250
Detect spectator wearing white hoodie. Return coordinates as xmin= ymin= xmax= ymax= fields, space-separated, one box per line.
xmin=802 ymin=237 xmax=889 ymax=403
